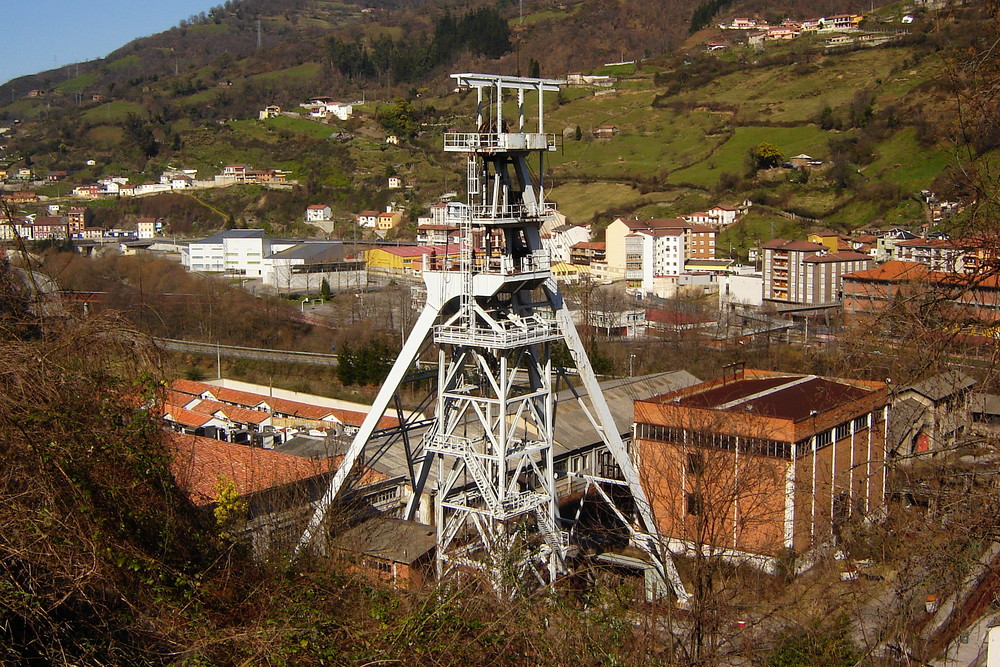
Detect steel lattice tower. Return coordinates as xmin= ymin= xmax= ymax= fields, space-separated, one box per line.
xmin=299 ymin=73 xmax=688 ymax=602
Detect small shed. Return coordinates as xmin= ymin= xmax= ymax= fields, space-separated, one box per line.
xmin=332 ymin=518 xmax=436 ymax=589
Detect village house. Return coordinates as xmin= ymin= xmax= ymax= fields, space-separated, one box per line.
xmin=725 ymin=17 xmax=759 ymax=29
xmin=1 ymin=191 xmax=39 ymax=204
xmin=259 ymin=105 xmax=281 ymax=120
xmin=136 ymin=218 xmax=159 ymax=239
xmin=416 ymin=224 xmax=458 ymax=246
xmin=767 ymin=26 xmax=800 ymax=40
xmin=357 ymin=210 xmax=380 ymax=228
xmin=634 ymin=368 xmax=889 ymax=570
xmin=542 ymin=218 xmax=590 ymax=264
xmin=592 ymin=125 xmax=619 ymax=139
xmin=388 ymin=176 xmax=403 ymax=189
xmin=820 ymin=14 xmax=863 ymax=30
xmin=683 ymin=205 xmax=740 ymax=229
xmin=894 ymin=237 xmax=968 ymax=272
xmin=30 ymin=216 xmax=70 ymax=241
xmin=376 ymin=210 xmax=404 ymax=231
xmin=570 ymin=241 xmax=606 ymax=266
xmin=306 ymin=100 xmax=353 ymax=121
xmin=305 ymin=204 xmax=332 ymax=222
xmin=605 ymin=218 xmax=717 ymax=295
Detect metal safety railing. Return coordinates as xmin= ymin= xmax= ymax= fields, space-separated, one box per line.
xmin=444 ymin=132 xmax=557 ymax=153
xmin=434 ymin=316 xmax=562 ymax=348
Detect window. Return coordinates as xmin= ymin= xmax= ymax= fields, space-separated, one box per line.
xmin=853 ymin=415 xmax=869 ymax=432
xmin=836 ymin=423 xmax=851 ymax=440
xmin=815 ymin=430 xmax=832 ymax=448
xmin=686 ymin=452 xmax=704 ymax=475
xmin=686 ymin=492 xmax=703 ymax=516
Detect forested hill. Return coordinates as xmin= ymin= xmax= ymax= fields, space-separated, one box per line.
xmin=0 ymin=0 xmax=884 ymax=105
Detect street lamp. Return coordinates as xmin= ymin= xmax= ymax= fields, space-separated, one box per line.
xmin=301 ymin=297 xmax=309 ymax=313
xmin=629 ymin=353 xmax=637 ymax=378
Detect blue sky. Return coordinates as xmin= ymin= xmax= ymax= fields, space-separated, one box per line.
xmin=2 ymin=1 xmax=216 ymax=86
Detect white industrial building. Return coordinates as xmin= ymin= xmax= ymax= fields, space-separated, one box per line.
xmin=182 ymin=229 xmax=272 ymax=277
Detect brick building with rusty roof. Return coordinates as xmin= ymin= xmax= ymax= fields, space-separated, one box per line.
xmin=634 ymin=368 xmax=889 ymax=570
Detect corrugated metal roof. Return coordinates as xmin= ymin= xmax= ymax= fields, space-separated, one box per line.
xmin=660 ymin=374 xmax=875 ymax=422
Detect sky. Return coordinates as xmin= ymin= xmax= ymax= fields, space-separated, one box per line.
xmin=1 ymin=0 xmax=217 ymax=86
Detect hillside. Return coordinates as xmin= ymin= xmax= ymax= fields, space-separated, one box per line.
xmin=0 ymin=0 xmax=990 ymax=247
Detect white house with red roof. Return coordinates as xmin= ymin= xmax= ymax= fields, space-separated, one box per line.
xmin=305 ymin=204 xmax=332 ymax=222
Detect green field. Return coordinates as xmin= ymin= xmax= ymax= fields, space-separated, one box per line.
xmin=105 ymin=55 xmax=141 ymax=72
xmin=250 ymin=62 xmax=322 ymax=84
xmin=865 ymin=128 xmax=952 ymax=191
xmin=86 ymin=125 xmax=123 ymax=148
xmin=55 ymin=73 xmax=99 ymax=94
xmin=81 ymin=101 xmax=146 ymax=124
xmin=668 ymin=125 xmax=829 ymax=188
xmin=263 ymin=115 xmax=338 ymax=139
xmin=547 ymin=182 xmax=644 ymax=223
xmin=547 ymin=96 xmax=723 ymax=180
xmin=692 ymin=48 xmax=919 ymax=124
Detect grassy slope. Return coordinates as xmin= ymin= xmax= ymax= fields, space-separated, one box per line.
xmin=864 ymin=127 xmax=952 ymax=190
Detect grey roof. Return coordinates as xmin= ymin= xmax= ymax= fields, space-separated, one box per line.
xmin=275 ymin=435 xmax=336 ymax=458
xmin=553 ymin=371 xmax=701 ymax=454
xmin=196 ymin=228 xmax=266 ymax=244
xmin=267 ymin=242 xmax=346 ymax=262
xmin=332 ymin=518 xmax=436 ymax=564
xmin=888 ymin=397 xmax=925 ymax=451
xmin=970 ymin=392 xmax=1000 ymax=416
xmin=905 ymin=371 xmax=977 ymax=402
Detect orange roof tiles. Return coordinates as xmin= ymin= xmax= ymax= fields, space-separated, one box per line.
xmin=842 ymin=260 xmax=928 ymax=282
xmin=167 ymin=432 xmax=337 ymax=506
xmin=189 ymin=398 xmax=271 ymax=425
xmin=163 ymin=404 xmax=219 ymax=429
xmin=167 ymin=379 xmax=398 ymax=429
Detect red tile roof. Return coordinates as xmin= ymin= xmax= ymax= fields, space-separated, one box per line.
xmin=189 ymin=398 xmax=271 ymax=425
xmin=841 ymin=260 xmax=928 ymax=282
xmin=167 ymin=432 xmax=336 ymax=506
xmin=168 ymin=379 xmax=398 ymax=429
xmin=163 ymin=404 xmax=218 ymax=429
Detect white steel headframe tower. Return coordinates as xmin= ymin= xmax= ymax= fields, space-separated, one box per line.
xmin=299 ymin=73 xmax=688 ymax=603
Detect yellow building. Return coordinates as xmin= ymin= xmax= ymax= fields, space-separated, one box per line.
xmin=366 ymin=244 xmax=462 ymax=275
xmin=377 ymin=211 xmax=404 ymax=231
xmin=551 ymin=261 xmax=588 ymax=283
